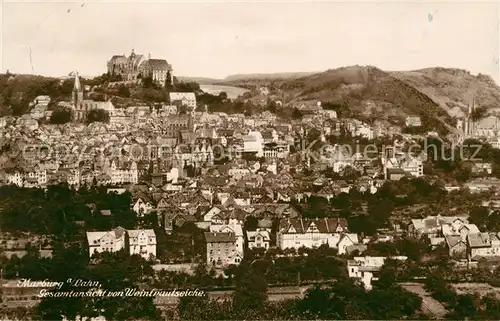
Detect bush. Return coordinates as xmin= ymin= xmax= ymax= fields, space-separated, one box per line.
xmin=86 ymin=109 xmax=110 ymax=124
xmin=49 ymin=107 xmax=72 ymax=124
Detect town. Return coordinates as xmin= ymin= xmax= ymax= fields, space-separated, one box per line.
xmin=2 ymin=46 xmax=500 ymax=321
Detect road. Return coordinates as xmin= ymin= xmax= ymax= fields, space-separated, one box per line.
xmin=399 ymin=282 xmax=448 ymax=319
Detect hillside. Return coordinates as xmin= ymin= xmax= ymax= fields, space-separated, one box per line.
xmin=390 ymin=68 xmax=500 ymax=118
xmin=178 ymin=76 xmax=222 ymax=85
xmin=278 ymin=65 xmax=455 ymax=133
xmin=223 ymin=72 xmax=318 ymax=82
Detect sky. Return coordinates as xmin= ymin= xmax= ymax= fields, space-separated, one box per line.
xmin=1 ymin=1 xmax=500 ymax=82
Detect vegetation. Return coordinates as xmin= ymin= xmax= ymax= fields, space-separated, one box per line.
xmin=49 ymin=106 xmax=72 ymax=124
xmin=86 ymin=108 xmax=110 ymax=124
xmin=34 ymin=251 xmax=161 ymax=321
xmin=178 ymin=263 xmax=423 ymax=320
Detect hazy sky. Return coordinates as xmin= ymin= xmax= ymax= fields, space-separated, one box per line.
xmin=1 ymin=1 xmax=499 ymax=81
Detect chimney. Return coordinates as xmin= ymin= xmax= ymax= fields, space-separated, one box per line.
xmin=148 ymin=53 xmax=151 ymax=60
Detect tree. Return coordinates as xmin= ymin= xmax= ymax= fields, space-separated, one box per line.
xmin=244 ymin=216 xmax=259 ymax=232
xmin=233 ymin=262 xmax=268 ymax=312
xmin=86 ymin=109 xmax=110 ymax=124
xmin=117 ymin=84 xmax=131 ymax=97
xmin=164 ymin=71 xmax=173 ymax=88
xmin=50 ymin=107 xmax=72 ymax=124
xmin=292 ymin=108 xmax=303 ymax=119
xmin=469 ymin=206 xmax=490 ymax=231
xmin=178 ymin=105 xmax=189 ymax=114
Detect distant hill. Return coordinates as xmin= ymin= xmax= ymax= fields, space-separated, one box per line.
xmin=223 ymin=72 xmax=318 ymax=82
xmin=233 ymin=65 xmax=499 ymax=134
xmin=390 ymin=68 xmax=500 ymax=118
xmin=178 ymin=76 xmax=222 ymax=85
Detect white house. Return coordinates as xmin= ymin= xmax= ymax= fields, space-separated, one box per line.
xmin=337 ymin=233 xmax=361 ymax=255
xmin=347 ymin=256 xmax=408 ymax=290
xmin=86 ymin=227 xmax=127 ymax=258
xmin=243 ymin=130 xmax=264 ymax=157
xmin=132 ymin=198 xmax=154 ymax=217
xmin=276 ymin=218 xmax=348 ymax=250
xmin=169 ymin=92 xmax=197 ymax=111
xmin=246 ymin=230 xmax=271 ymax=250
xmin=127 ymin=229 xmax=157 ymax=260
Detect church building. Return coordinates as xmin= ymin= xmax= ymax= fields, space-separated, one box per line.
xmin=71 ymin=72 xmax=115 ymax=123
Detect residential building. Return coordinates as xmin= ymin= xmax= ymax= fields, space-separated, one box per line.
xmin=86 ymin=227 xmax=127 ymax=258
xmin=132 ymin=198 xmax=154 ymax=216
xmin=127 ymin=229 xmax=157 ymax=260
xmin=409 ymin=215 xmax=469 ymax=239
xmin=347 ymin=256 xmax=408 ymax=290
xmin=169 ymin=92 xmax=197 ymax=112
xmin=210 ymin=220 xmax=245 ymax=255
xmin=205 ymin=232 xmax=242 ymax=267
xmin=337 ymin=233 xmax=361 ymax=255
xmin=276 ymin=218 xmax=348 ymax=250
xmin=405 ymin=116 xmax=422 ymax=127
xmin=467 ymin=232 xmax=500 ymax=261
xmin=246 ymin=230 xmax=271 ymax=250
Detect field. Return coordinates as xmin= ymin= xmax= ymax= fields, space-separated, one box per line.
xmin=452 ymin=282 xmax=500 ymax=299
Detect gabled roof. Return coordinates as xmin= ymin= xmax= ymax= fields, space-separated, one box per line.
xmin=204 ymin=232 xmax=236 ymax=243
xmin=144 ymin=59 xmax=171 ymax=70
xmin=169 ymin=92 xmax=196 ymax=101
xmin=279 ymin=218 xmax=348 ymax=234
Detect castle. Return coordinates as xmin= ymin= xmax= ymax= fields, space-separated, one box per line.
xmin=107 ymin=49 xmax=173 ymax=87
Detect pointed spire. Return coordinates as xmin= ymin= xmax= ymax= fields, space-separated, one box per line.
xmin=73 ymin=71 xmax=82 ymax=92
xmin=468 ymin=92 xmax=475 ymax=115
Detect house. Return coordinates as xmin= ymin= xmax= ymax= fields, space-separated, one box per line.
xmin=337 ymin=233 xmax=361 ymax=255
xmin=276 ymin=218 xmax=348 ymax=250
xmin=347 ymin=256 xmax=408 ymax=290
xmin=467 ymin=232 xmax=500 ymax=261
xmin=203 ymin=206 xmax=225 ymax=224
xmin=386 ymin=168 xmax=406 ymax=181
xmin=210 ymin=220 xmax=245 ymax=255
xmin=205 ymin=232 xmax=243 ymax=267
xmin=405 ymin=116 xmax=422 ymax=127
xmin=132 ymin=198 xmax=154 ymax=216
xmin=169 ymin=92 xmax=197 ymax=111
xmin=444 ymin=235 xmax=468 ymax=259
xmin=127 ymin=229 xmax=157 ymax=260
xmin=409 ymin=215 xmax=469 ymax=239
xmin=246 ymin=230 xmax=271 ymax=250
xmin=86 ymin=227 xmax=127 ymax=258
xmin=472 ymin=162 xmax=493 ymax=175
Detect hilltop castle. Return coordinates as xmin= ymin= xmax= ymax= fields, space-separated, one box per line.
xmin=107 ymin=49 xmax=173 ymax=87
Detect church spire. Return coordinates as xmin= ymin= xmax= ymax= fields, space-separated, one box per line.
xmin=73 ymin=71 xmax=82 ymax=92
xmin=468 ymin=92 xmax=476 ymax=116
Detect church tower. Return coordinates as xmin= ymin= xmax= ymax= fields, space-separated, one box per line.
xmin=72 ymin=71 xmax=84 ymax=122
xmin=466 ymin=93 xmax=476 ymax=137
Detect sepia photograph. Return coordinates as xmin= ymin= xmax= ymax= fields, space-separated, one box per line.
xmin=1 ymin=0 xmax=500 ymax=320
